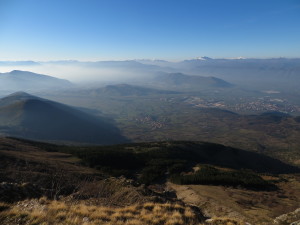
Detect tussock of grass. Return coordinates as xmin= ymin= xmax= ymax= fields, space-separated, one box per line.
xmin=206 ymin=217 xmax=245 ymax=225
xmin=0 ymin=198 xmax=204 ymax=225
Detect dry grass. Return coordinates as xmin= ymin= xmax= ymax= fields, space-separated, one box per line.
xmin=169 ymin=174 xmax=300 ymax=225
xmin=205 ymin=217 xmax=245 ymax=225
xmin=0 ymin=198 xmax=205 ymax=225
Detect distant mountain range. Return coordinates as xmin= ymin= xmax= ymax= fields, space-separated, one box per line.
xmin=67 ymin=75 xmax=231 ymax=98
xmin=0 ymin=61 xmax=41 ymax=66
xmin=79 ymin=84 xmax=180 ymax=96
xmin=0 ymin=92 xmax=127 ymax=144
xmin=0 ymin=70 xmax=73 ymax=92
xmin=151 ymin=72 xmax=233 ymax=90
xmin=1 ymin=57 xmax=300 ymax=91
xmin=140 ymin=58 xmax=300 ymax=91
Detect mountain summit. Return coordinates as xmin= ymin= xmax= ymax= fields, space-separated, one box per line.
xmin=0 ymin=92 xmax=128 ymax=144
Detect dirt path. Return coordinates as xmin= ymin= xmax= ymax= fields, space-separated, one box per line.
xmin=167 ymin=182 xmax=248 ymax=221
xmin=167 ymin=182 xmax=201 ymax=206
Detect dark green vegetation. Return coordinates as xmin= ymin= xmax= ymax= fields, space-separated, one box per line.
xmin=18 ymin=139 xmax=299 ymax=189
xmin=0 ymin=92 xmax=128 ymax=144
xmin=170 ymin=166 xmax=277 ymax=191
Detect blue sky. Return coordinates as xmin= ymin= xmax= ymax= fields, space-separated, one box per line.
xmin=0 ymin=0 xmax=299 ymax=61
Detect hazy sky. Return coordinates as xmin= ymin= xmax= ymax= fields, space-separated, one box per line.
xmin=0 ymin=0 xmax=299 ymax=61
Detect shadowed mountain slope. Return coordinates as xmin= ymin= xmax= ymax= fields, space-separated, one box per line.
xmin=12 ymin=139 xmax=300 ymax=176
xmin=0 ymin=92 xmax=128 ymax=144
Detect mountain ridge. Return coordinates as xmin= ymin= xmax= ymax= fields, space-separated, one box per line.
xmin=0 ymin=92 xmax=128 ymax=144
xmin=152 ymin=72 xmax=234 ymax=90
xmin=0 ymin=70 xmax=73 ymax=92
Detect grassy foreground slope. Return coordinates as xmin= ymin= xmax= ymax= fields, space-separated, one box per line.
xmin=1 ymin=137 xmax=300 ymax=225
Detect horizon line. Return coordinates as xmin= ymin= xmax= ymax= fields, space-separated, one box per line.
xmin=1 ymin=56 xmax=300 ymax=63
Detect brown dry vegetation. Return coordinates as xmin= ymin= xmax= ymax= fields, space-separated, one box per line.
xmin=0 ymin=199 xmax=209 ymax=225
xmin=0 ymin=198 xmax=249 ymax=225
xmin=169 ymin=173 xmax=300 ymax=225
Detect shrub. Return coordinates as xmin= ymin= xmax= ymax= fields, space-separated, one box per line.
xmin=170 ymin=166 xmax=277 ymax=191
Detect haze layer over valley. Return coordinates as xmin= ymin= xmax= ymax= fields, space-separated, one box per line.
xmin=0 ymin=58 xmax=300 ymax=167
xmin=1 ymin=58 xmax=300 ymax=92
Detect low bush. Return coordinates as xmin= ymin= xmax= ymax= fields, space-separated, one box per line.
xmin=170 ymin=166 xmax=277 ymax=191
